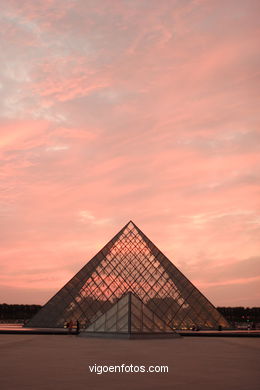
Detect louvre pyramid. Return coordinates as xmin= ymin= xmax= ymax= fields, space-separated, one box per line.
xmin=83 ymin=292 xmax=178 ymax=336
xmin=26 ymin=221 xmax=229 ymax=330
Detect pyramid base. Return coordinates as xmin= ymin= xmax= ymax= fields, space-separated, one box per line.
xmin=79 ymin=331 xmax=181 ymax=339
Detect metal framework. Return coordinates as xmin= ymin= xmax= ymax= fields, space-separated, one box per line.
xmin=26 ymin=221 xmax=229 ymax=330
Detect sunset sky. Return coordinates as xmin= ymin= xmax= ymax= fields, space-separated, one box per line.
xmin=1 ymin=0 xmax=259 ymax=307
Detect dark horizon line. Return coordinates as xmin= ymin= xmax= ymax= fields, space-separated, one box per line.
xmin=1 ymin=302 xmax=259 ymax=309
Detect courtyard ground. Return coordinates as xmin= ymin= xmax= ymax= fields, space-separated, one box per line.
xmin=0 ymin=334 xmax=259 ymax=390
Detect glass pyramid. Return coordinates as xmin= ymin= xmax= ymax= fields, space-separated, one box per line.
xmin=83 ymin=291 xmax=178 ymax=335
xmin=26 ymin=221 xmax=229 ymax=330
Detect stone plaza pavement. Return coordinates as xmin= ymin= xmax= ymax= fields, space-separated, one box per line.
xmin=0 ymin=334 xmax=259 ymax=390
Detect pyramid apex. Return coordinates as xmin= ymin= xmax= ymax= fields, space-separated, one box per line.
xmin=125 ymin=220 xmax=134 ymax=228
xmin=126 ymin=220 xmax=137 ymax=226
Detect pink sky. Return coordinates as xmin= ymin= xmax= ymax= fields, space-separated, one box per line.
xmin=1 ymin=0 xmax=259 ymax=307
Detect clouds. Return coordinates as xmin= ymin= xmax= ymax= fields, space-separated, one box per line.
xmin=0 ymin=0 xmax=259 ymax=305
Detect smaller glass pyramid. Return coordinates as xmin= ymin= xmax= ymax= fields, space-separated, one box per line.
xmin=82 ymin=292 xmax=179 ymax=337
